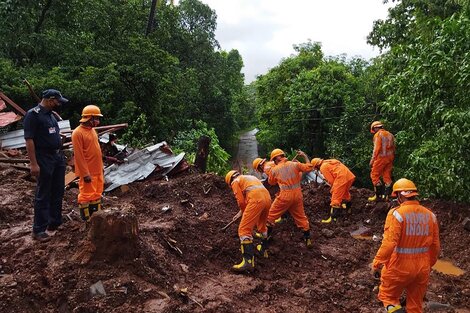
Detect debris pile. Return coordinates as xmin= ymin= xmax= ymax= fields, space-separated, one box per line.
xmin=0 ymin=166 xmax=468 ymax=312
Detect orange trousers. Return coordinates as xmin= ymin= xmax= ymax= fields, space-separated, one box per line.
xmin=238 ymin=189 xmax=271 ymax=239
xmin=267 ymin=189 xmax=309 ymax=231
xmin=78 ymin=174 xmax=104 ymax=204
xmin=330 ymin=176 xmax=355 ymax=207
xmin=371 ymin=156 xmax=394 ymax=186
xmin=379 ymin=256 xmax=431 ymax=313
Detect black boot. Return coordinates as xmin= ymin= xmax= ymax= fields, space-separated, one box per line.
xmin=343 ymin=201 xmax=352 ymax=214
xmin=256 ymin=238 xmax=269 ymax=258
xmin=266 ymin=225 xmax=274 ymax=241
xmin=321 ymin=206 xmax=340 ymax=223
xmin=384 ymin=184 xmax=392 ymax=201
xmin=368 ymin=184 xmax=384 ymax=202
xmin=303 ymin=230 xmax=312 ymax=248
xmin=233 ymin=240 xmax=255 ymax=272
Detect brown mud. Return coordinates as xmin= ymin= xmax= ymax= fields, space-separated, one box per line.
xmin=0 ymin=165 xmax=469 ymax=312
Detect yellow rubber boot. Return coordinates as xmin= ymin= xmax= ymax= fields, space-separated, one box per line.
xmin=79 ymin=203 xmax=91 ymax=221
xmin=321 ymin=206 xmax=340 ymax=223
xmin=386 ymin=304 xmax=405 ymax=313
xmin=368 ymin=185 xmax=384 ymax=202
xmin=232 ymin=240 xmax=255 ymax=272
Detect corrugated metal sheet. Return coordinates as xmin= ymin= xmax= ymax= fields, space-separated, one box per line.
xmin=104 ymin=141 xmax=185 ymax=192
xmin=0 ymin=120 xmax=71 ymax=149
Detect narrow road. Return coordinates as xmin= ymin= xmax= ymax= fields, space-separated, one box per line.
xmin=235 ymin=128 xmax=259 ymax=175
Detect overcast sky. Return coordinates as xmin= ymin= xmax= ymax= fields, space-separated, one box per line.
xmin=196 ymin=0 xmax=393 ymax=83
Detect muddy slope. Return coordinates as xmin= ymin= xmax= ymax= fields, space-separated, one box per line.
xmin=0 ymin=165 xmax=469 ymax=312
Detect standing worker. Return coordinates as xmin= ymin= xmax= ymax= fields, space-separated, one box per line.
xmin=225 ymin=170 xmax=272 ymax=272
xmin=267 ymin=149 xmax=314 ymax=247
xmin=372 ymin=178 xmax=440 ymax=313
xmin=72 ymin=105 xmax=104 ymax=221
xmin=24 ymin=89 xmax=69 ymax=242
xmin=369 ymin=121 xmax=396 ymax=201
xmin=311 ymin=158 xmax=355 ymax=223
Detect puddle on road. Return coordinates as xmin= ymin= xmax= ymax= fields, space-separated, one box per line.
xmin=433 ymin=259 xmax=465 ymax=276
xmin=350 ymin=226 xmax=373 ymax=240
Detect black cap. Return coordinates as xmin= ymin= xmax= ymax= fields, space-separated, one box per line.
xmin=42 ymin=89 xmax=69 ymax=104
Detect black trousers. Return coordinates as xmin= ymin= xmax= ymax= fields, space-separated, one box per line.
xmin=33 ymin=151 xmax=65 ymax=234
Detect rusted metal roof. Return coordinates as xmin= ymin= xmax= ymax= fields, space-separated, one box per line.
xmin=0 ymin=112 xmax=22 ymax=128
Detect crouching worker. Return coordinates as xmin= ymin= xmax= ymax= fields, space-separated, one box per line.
xmin=372 ymin=179 xmax=440 ymax=313
xmin=311 ymin=158 xmax=355 ymax=223
xmin=225 ymin=170 xmax=272 ymax=272
xmin=72 ymin=105 xmax=104 ymax=221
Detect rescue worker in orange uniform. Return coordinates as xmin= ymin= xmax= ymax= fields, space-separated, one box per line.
xmin=253 ymin=157 xmax=275 ymax=178
xmin=311 ymin=158 xmax=355 ymax=223
xmin=369 ymin=121 xmax=396 ymax=202
xmin=267 ymin=149 xmax=314 ymax=247
xmin=372 ymin=178 xmax=440 ymax=313
xmin=72 ymin=105 xmax=104 ymax=221
xmin=225 ymin=170 xmax=272 ymax=272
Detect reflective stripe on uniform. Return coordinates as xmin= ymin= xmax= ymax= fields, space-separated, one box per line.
xmin=431 ymin=212 xmax=437 ymax=223
xmin=395 ymin=247 xmax=429 ymax=254
xmin=279 ymin=183 xmax=301 ymax=190
xmin=245 ymin=185 xmax=265 ymax=193
xmin=393 ymin=210 xmax=403 ymax=223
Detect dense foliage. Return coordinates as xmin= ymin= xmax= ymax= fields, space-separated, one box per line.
xmin=0 ymin=0 xmax=247 ymax=174
xmin=254 ymin=1 xmax=470 ymax=201
xmin=1 ymin=0 xmax=468 ymax=199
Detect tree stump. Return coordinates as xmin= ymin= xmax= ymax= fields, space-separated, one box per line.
xmin=194 ymin=135 xmax=210 ymax=173
xmin=87 ymin=204 xmax=139 ymax=262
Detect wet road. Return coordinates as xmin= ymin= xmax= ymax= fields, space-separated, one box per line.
xmin=236 ymin=128 xmax=259 ymax=174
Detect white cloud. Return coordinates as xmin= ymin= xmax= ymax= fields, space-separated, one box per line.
xmin=196 ymin=0 xmax=393 ymax=83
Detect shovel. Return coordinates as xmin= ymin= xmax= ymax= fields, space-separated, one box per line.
xmin=221 ymin=210 xmax=242 ymax=232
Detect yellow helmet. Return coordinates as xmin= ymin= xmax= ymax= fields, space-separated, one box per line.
xmin=80 ymin=105 xmax=103 ymax=122
xmin=392 ymin=178 xmax=419 ymax=197
xmin=270 ymin=148 xmax=285 ymax=161
xmin=370 ymin=121 xmax=383 ymax=134
xmin=252 ymin=158 xmax=266 ymax=171
xmin=225 ymin=170 xmax=239 ymax=185
xmin=311 ymin=158 xmax=323 ymax=169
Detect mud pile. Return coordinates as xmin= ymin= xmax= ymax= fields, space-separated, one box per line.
xmin=0 ymin=165 xmax=469 ymax=312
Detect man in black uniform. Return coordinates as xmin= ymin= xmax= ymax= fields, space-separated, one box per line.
xmin=24 ymin=89 xmax=69 ymax=242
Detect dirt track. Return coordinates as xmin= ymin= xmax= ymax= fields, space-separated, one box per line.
xmin=0 ymin=165 xmax=469 ymax=312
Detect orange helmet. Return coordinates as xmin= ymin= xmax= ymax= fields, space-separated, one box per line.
xmin=311 ymin=158 xmax=323 ymax=169
xmin=225 ymin=170 xmax=239 ymax=185
xmin=252 ymin=158 xmax=266 ymax=171
xmin=270 ymin=148 xmax=285 ymax=161
xmin=392 ymin=178 xmax=419 ymax=197
xmin=370 ymin=121 xmax=383 ymax=134
xmin=80 ymin=105 xmax=103 ymax=122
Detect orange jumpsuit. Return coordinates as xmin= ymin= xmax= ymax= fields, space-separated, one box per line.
xmin=231 ymin=175 xmax=271 ymax=240
xmin=72 ymin=125 xmax=104 ymax=204
xmin=267 ymin=158 xmax=314 ymax=230
xmin=373 ymin=200 xmax=440 ymax=313
xmin=319 ymin=159 xmax=355 ymax=207
xmin=371 ymin=129 xmax=395 ymax=186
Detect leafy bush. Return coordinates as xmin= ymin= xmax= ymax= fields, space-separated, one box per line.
xmin=172 ymin=120 xmax=230 ymax=175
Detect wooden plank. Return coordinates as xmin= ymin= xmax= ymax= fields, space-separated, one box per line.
xmin=65 ymin=171 xmax=77 ymax=186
